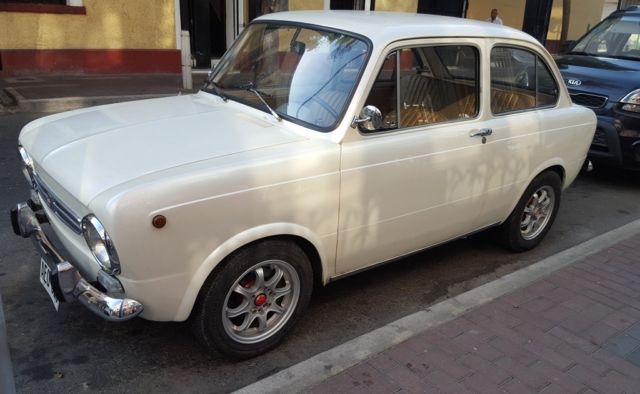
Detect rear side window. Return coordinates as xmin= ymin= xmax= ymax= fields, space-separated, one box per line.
xmin=490 ymin=46 xmax=559 ymax=114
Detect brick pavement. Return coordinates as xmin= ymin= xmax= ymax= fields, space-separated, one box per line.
xmin=310 ymin=234 xmax=640 ymax=394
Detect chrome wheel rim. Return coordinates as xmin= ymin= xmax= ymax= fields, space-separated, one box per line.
xmin=222 ymin=260 xmax=300 ymax=344
xmin=520 ymin=185 xmax=555 ymax=241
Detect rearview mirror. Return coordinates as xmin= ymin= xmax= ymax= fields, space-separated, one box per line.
xmin=353 ymin=105 xmax=383 ymax=131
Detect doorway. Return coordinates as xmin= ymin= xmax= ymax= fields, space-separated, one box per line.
xmin=182 ymin=0 xmax=227 ymax=68
xmin=522 ymin=0 xmax=553 ymax=44
xmin=330 ymin=0 xmax=365 ymax=9
xmin=417 ymin=0 xmax=468 ymax=17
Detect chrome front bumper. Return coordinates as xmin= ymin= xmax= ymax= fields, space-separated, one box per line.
xmin=10 ymin=202 xmax=143 ymax=322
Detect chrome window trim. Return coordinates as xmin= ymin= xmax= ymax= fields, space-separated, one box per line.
xmin=34 ymin=173 xmax=82 ymax=235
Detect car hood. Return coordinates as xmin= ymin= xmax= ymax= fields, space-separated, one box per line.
xmin=19 ymin=92 xmax=306 ymax=206
xmin=555 ymin=54 xmax=640 ymax=101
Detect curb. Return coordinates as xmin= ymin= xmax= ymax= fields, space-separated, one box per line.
xmin=0 ymin=294 xmax=16 ymax=394
xmin=234 ymin=218 xmax=640 ymax=394
xmin=4 ymin=87 xmax=179 ymax=113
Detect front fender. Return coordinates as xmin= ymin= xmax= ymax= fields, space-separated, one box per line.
xmin=173 ymin=222 xmax=333 ymax=321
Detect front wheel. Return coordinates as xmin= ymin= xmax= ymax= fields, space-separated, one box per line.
xmin=500 ymin=171 xmax=562 ymax=252
xmin=191 ymin=239 xmax=313 ymax=359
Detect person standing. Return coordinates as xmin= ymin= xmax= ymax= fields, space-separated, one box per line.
xmin=486 ymin=8 xmax=504 ymax=25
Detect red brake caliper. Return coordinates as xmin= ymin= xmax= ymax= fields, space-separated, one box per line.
xmin=241 ymin=277 xmax=255 ymax=289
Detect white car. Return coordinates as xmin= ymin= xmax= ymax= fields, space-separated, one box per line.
xmin=11 ymin=11 xmax=596 ymax=358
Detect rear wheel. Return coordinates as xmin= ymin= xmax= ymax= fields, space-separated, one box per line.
xmin=191 ymin=239 xmax=313 ymax=359
xmin=500 ymin=171 xmax=562 ymax=252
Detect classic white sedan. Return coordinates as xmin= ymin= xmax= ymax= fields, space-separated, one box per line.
xmin=11 ymin=11 xmax=595 ymax=358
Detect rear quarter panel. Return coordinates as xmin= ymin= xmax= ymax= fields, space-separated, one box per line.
xmin=478 ymin=104 xmax=596 ymax=226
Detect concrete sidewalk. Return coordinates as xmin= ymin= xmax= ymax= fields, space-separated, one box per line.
xmin=238 ymin=221 xmax=640 ymax=394
xmin=0 ymin=73 xmax=203 ymax=113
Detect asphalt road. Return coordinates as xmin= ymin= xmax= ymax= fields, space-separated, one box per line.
xmin=1 ymin=112 xmax=639 ymax=393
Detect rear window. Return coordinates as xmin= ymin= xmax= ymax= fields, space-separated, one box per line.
xmin=490 ymin=46 xmax=559 ymax=114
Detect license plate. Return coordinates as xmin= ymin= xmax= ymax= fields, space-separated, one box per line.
xmin=39 ymin=258 xmax=60 ymax=311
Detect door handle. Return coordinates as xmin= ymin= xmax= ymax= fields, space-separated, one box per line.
xmin=470 ymin=128 xmax=493 ymax=138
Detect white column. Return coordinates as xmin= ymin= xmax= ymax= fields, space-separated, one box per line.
xmin=364 ymin=0 xmax=371 ymax=10
xmin=181 ymin=31 xmax=193 ymax=89
xmin=67 ymin=0 xmax=83 ymax=6
xmin=175 ymin=0 xmax=192 ymax=89
xmin=226 ymin=0 xmax=235 ymax=47
xmin=237 ymin=0 xmax=245 ymax=35
xmin=324 ymin=0 xmax=330 ymax=10
xmin=175 ymin=0 xmax=182 ymax=50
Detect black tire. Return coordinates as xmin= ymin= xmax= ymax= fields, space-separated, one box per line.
xmin=500 ymin=171 xmax=562 ymax=252
xmin=191 ymin=239 xmax=313 ymax=359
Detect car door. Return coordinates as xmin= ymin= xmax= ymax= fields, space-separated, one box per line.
xmin=336 ymin=40 xmax=495 ymax=275
xmin=473 ymin=43 xmax=563 ymax=227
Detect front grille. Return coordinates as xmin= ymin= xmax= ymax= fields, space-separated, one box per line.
xmin=591 ymin=128 xmax=609 ymax=152
xmin=570 ymin=93 xmax=608 ymax=109
xmin=34 ymin=173 xmax=82 ymax=234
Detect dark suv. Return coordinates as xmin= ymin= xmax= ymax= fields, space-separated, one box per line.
xmin=555 ymin=6 xmax=640 ymax=170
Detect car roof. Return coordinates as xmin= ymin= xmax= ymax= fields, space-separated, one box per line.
xmin=255 ymin=11 xmax=538 ymax=47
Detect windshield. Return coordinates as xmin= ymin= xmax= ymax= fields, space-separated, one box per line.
xmin=205 ymin=23 xmax=369 ymax=130
xmin=571 ymin=15 xmax=640 ymax=60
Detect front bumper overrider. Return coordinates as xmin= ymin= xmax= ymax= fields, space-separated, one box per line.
xmin=10 ymin=202 xmax=143 ymax=322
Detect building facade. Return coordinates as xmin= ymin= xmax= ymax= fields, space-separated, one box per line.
xmin=0 ymin=0 xmax=180 ymax=76
xmin=0 ymin=0 xmax=621 ymax=76
xmin=184 ymin=0 xmax=609 ymax=68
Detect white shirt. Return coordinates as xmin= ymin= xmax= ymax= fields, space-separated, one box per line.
xmin=485 ymin=16 xmax=504 ymax=25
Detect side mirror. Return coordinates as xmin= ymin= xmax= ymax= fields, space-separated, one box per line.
xmin=352 ymin=105 xmax=383 ymax=131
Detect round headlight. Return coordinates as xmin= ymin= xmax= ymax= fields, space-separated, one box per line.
xmin=81 ymin=214 xmax=121 ymax=275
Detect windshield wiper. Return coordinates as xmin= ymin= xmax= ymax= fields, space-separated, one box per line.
xmin=241 ymin=82 xmax=281 ymax=122
xmin=203 ymin=80 xmax=228 ymax=102
xmin=597 ymin=54 xmax=640 ymax=61
xmin=568 ymin=51 xmax=595 ymax=56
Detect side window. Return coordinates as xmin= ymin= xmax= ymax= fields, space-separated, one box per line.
xmin=361 ymin=45 xmax=478 ymax=132
xmin=363 ymin=52 xmax=398 ymax=131
xmin=490 ymin=46 xmax=558 ymax=114
xmin=398 ymin=46 xmax=478 ymax=128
